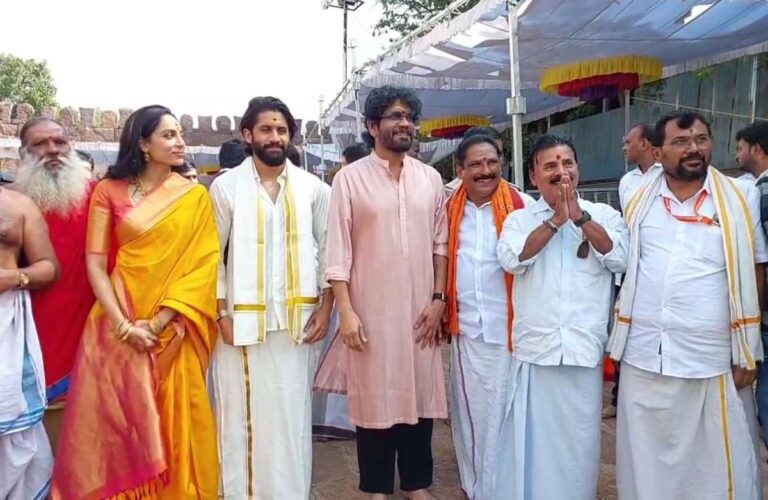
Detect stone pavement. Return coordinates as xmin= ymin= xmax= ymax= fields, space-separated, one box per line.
xmin=311 ymin=383 xmax=768 ymax=500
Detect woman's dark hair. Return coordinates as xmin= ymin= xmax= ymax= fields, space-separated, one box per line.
xmin=527 ymin=134 xmax=578 ymax=171
xmin=342 ymin=142 xmax=370 ymax=164
xmin=362 ymin=86 xmax=422 ymax=148
xmin=106 ymin=105 xmax=178 ymax=180
xmin=240 ymin=96 xmax=298 ymax=140
xmin=456 ymin=134 xmax=501 ymax=164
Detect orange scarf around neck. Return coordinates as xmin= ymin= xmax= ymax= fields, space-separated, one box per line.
xmin=445 ymin=181 xmax=524 ymax=351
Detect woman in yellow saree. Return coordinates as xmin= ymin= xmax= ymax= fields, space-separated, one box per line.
xmin=51 ymin=106 xmax=220 ymax=499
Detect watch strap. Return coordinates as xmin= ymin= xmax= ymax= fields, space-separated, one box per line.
xmin=574 ymin=210 xmax=592 ymax=228
xmin=432 ymin=293 xmax=446 ymax=302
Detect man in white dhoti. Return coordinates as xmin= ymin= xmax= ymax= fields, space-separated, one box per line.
xmin=609 ymin=110 xmax=768 ymax=500
xmin=209 ymin=96 xmax=333 ymax=499
xmin=492 ymin=134 xmax=628 ymax=500
xmin=443 ymin=134 xmax=531 ymax=499
xmin=0 ymin=186 xmax=59 ymax=500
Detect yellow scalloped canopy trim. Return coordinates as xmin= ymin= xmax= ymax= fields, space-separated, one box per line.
xmin=420 ymin=115 xmax=490 ymax=135
xmin=539 ymin=55 xmax=662 ymax=94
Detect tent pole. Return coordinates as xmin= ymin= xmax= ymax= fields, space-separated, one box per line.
xmin=624 ymin=89 xmax=631 ymax=173
xmin=507 ymin=1 xmax=527 ymax=190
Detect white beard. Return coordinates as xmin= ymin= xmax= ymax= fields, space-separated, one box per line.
xmin=15 ymin=151 xmax=92 ymax=217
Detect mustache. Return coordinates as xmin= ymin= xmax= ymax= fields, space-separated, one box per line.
xmin=681 ymin=153 xmax=705 ymax=163
xmin=549 ymin=174 xmax=572 ymax=184
xmin=473 ymin=174 xmax=497 ymax=182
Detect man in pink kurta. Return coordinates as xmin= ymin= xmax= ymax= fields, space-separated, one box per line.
xmin=319 ymin=86 xmax=448 ymax=499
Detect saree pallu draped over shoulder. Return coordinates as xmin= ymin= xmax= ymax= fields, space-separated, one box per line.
xmin=51 ymin=175 xmax=220 ymax=500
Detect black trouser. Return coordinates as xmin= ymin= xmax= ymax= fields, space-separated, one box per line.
xmin=356 ymin=418 xmax=434 ymax=494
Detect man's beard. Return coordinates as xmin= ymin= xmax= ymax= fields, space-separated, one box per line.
xmin=252 ymin=142 xmax=287 ymax=167
xmin=382 ymin=130 xmax=412 ymax=153
xmin=738 ymin=155 xmax=755 ymax=173
xmin=15 ymin=151 xmax=91 ymax=216
xmin=666 ymin=153 xmax=709 ymax=182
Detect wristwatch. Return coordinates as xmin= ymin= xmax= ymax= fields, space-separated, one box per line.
xmin=543 ymin=218 xmax=558 ymax=233
xmin=574 ymin=210 xmax=592 ymax=228
xmin=17 ymin=271 xmax=29 ymax=289
xmin=432 ymin=293 xmax=446 ymax=303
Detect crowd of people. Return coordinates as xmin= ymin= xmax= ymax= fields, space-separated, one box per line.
xmin=1 ymin=83 xmax=768 ymax=500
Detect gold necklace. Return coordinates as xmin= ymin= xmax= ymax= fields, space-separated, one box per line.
xmin=129 ymin=177 xmax=150 ymax=203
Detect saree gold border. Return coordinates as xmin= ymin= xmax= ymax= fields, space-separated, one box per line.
xmin=116 ymin=175 xmax=196 ymax=245
xmin=718 ymin=375 xmax=735 ymax=500
xmin=240 ymin=348 xmax=255 ymax=499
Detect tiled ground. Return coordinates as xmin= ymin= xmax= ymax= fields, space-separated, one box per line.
xmin=311 ymin=378 xmax=768 ymax=499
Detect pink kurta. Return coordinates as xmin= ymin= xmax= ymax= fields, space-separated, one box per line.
xmin=317 ymin=151 xmax=449 ymax=429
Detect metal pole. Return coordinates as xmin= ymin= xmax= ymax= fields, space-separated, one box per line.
xmin=624 ymin=89 xmax=630 ymax=173
xmin=343 ymin=3 xmax=349 ymax=82
xmin=350 ymin=39 xmax=364 ymax=141
xmin=319 ymin=96 xmax=325 ymax=181
xmin=750 ymin=55 xmax=758 ymax=122
xmin=507 ymin=1 xmax=526 ymax=189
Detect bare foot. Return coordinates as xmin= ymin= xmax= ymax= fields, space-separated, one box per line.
xmin=403 ymin=489 xmax=437 ymax=500
xmin=370 ymin=494 xmax=387 ymax=500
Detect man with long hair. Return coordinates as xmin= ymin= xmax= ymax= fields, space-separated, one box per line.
xmin=12 ymin=118 xmax=99 ymax=454
xmin=209 ymin=96 xmax=333 ymax=498
xmin=316 ymin=86 xmax=448 ymax=500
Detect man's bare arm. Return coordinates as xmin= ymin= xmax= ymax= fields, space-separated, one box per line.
xmin=0 ymin=195 xmax=59 ymax=291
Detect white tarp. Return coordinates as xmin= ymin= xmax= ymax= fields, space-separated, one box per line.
xmin=326 ymin=0 xmax=768 ymax=136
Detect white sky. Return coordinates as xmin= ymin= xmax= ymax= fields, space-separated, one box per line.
xmin=0 ymin=0 xmax=388 ymax=129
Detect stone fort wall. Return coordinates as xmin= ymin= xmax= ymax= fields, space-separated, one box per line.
xmin=0 ymin=102 xmax=329 ymax=146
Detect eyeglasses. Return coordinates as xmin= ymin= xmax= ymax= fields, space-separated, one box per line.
xmin=381 ymin=111 xmax=416 ymax=124
xmin=665 ymin=135 xmax=711 ymax=149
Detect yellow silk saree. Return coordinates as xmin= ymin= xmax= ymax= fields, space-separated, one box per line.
xmin=51 ymin=174 xmax=220 ymax=499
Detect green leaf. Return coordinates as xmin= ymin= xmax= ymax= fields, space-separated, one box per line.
xmin=0 ymin=54 xmax=58 ymax=111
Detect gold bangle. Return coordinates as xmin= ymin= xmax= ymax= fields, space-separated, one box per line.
xmin=113 ymin=320 xmax=132 ymax=341
xmin=149 ymin=316 xmax=163 ymax=335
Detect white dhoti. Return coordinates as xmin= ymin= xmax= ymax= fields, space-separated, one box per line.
xmin=617 ymin=363 xmax=759 ymax=500
xmin=739 ymin=386 xmax=764 ymax=500
xmin=486 ymin=359 xmax=602 ymax=500
xmin=0 ymin=290 xmax=52 ymax=500
xmin=211 ymin=329 xmax=317 ymax=499
xmin=448 ymin=334 xmax=509 ymax=499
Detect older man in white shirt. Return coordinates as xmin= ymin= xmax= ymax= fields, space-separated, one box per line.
xmin=491 ymin=135 xmax=628 ymax=500
xmin=443 ymin=134 xmax=532 ymax=499
xmin=609 ymin=111 xmax=768 ymax=500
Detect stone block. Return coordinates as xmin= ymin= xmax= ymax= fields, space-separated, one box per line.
xmin=215 ymin=116 xmax=232 ymax=132
xmin=79 ymin=107 xmax=96 ymax=127
xmin=0 ymin=123 xmax=18 ymax=136
xmin=91 ymin=128 xmax=115 ymax=142
xmin=234 ymin=116 xmax=242 ymax=132
xmin=118 ymin=108 xmax=133 ymax=127
xmin=14 ymin=103 xmax=34 ymax=123
xmin=40 ymin=106 xmax=56 ymax=119
xmin=180 ymin=114 xmax=194 ymax=131
xmin=59 ymin=107 xmax=77 ymax=127
xmin=0 ymin=102 xmax=12 ymax=122
xmin=101 ymin=110 xmax=117 ymax=128
xmin=197 ymin=116 xmax=213 ymax=132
